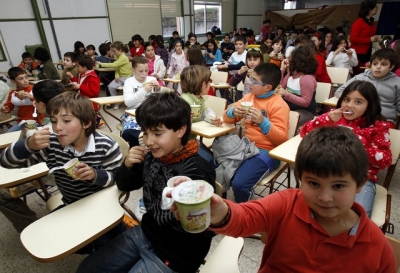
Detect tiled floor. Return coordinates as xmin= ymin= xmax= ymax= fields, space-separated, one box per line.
xmin=1 ymin=93 xmax=399 ymax=272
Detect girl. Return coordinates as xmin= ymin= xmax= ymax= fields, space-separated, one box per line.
xmin=204 ymin=39 xmax=222 ymax=66
xmin=324 ymin=31 xmax=333 ymax=54
xmin=300 ymin=81 xmax=392 ymax=218
xmin=264 ymin=37 xmax=285 ymax=67
xmin=74 ymin=41 xmax=85 ymax=56
xmin=311 ymin=32 xmax=327 ymax=58
xmin=186 ymin=45 xmax=206 ymax=67
xmin=143 ymin=42 xmax=166 ymax=87
xmin=260 ymin=38 xmax=273 ymax=62
xmin=229 ymin=48 xmax=263 ymax=99
xmin=166 ymin=40 xmax=188 ymax=93
xmin=276 ymin=45 xmax=317 ymax=125
xmin=154 ymin=35 xmax=168 ymax=67
xmin=326 ymin=36 xmax=358 ymax=75
xmin=184 ymin=33 xmax=200 ymax=51
xmin=129 ymin=34 xmax=144 ymax=59
xmin=304 ymin=40 xmax=331 ymax=83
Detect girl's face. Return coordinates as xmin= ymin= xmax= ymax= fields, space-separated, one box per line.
xmin=148 ymin=37 xmax=154 ymax=44
xmin=265 ymin=39 xmax=272 ymax=47
xmin=277 ymin=29 xmax=283 ymax=36
xmin=246 ymin=57 xmax=261 ymax=69
xmin=145 ymin=46 xmax=155 ymax=59
xmin=175 ymin=42 xmax=183 ymax=54
xmin=189 ymin=37 xmax=197 ymax=44
xmin=339 ymin=40 xmax=347 ymax=49
xmin=325 ymin=33 xmax=332 ymax=42
xmin=133 ymin=40 xmax=141 ymax=48
xmin=272 ymin=41 xmax=283 ymax=53
xmin=341 ymin=90 xmax=368 ymax=121
xmin=311 ymin=37 xmax=321 ymax=48
xmin=207 ymin=43 xmax=214 ymax=51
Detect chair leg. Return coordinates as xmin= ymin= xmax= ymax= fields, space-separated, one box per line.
xmin=381 ymin=194 xmax=392 ymax=234
xmin=383 ymin=164 xmax=397 ymax=190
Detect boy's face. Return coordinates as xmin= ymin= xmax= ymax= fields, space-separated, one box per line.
xmin=50 ymin=109 xmax=89 ymax=147
xmin=63 ymin=57 xmax=76 ymax=69
xmin=235 ymin=41 xmax=245 ymax=54
xmin=23 ymin=58 xmax=33 ymax=66
xmin=249 ymin=72 xmax=271 ymax=96
xmin=12 ymin=73 xmax=29 ymax=89
xmin=301 ymin=171 xmax=364 ymax=221
xmin=143 ymin=124 xmax=186 ymax=158
xmin=224 ymin=36 xmax=230 ymax=43
xmin=133 ymin=40 xmax=141 ymax=48
xmin=371 ymin=58 xmax=394 ymax=79
xmin=77 ymin=64 xmax=88 ymax=74
xmin=133 ymin=63 xmax=149 ymax=82
xmin=173 ymin=33 xmax=179 ymax=39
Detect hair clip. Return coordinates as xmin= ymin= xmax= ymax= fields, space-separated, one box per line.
xmin=248 ymin=47 xmax=261 ymax=52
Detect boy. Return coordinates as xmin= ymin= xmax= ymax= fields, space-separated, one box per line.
xmin=0 ymin=92 xmax=123 ymax=248
xmin=1 ymin=67 xmax=42 ymax=132
xmin=95 ymin=43 xmax=115 ymax=96
xmin=217 ymin=35 xmax=248 ymax=74
xmin=77 ymin=92 xmax=216 ymax=273
xmin=219 ymin=63 xmax=289 ymax=202
xmin=33 ymin=47 xmax=60 ymax=80
xmin=220 ymin=34 xmax=235 ymax=60
xmin=85 ymin=44 xmax=97 ymax=61
xmin=61 ymin=51 xmax=78 ymax=91
xmin=17 ymin=52 xmax=38 ymax=75
xmin=335 ymin=48 xmax=400 ymax=126
xmin=69 ymin=55 xmax=101 ymax=111
xmin=181 ymin=127 xmax=396 ymax=272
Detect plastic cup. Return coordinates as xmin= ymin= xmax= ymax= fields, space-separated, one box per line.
xmin=172 ymin=180 xmax=214 ymax=233
xmin=24 ymin=120 xmax=37 ymax=129
xmin=190 ymin=104 xmax=201 ymax=118
xmin=167 ymin=176 xmax=191 ymax=188
xmin=161 ymin=176 xmax=192 ymax=210
xmin=95 ymin=63 xmax=100 ymax=69
xmin=64 ymin=158 xmax=80 ymax=179
xmin=241 ymin=101 xmax=253 ymax=112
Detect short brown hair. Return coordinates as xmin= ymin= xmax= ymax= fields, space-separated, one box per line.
xmin=110 ymin=41 xmax=125 ymax=51
xmin=180 ymin=65 xmax=211 ymax=96
xmin=131 ymin=55 xmax=148 ymax=68
xmin=46 ymin=91 xmax=96 ymax=137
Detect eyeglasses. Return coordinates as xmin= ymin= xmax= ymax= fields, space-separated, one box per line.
xmin=247 ymin=47 xmax=261 ymax=52
xmin=249 ymin=76 xmax=268 ymax=86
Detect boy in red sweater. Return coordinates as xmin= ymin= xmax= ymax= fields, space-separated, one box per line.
xmin=69 ymin=55 xmax=100 ymax=111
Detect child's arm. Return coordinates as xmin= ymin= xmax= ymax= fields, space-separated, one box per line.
xmin=166 ymin=55 xmax=175 ymax=77
xmin=78 ymin=75 xmax=100 ymax=99
xmin=300 ymin=112 xmax=338 ymax=137
xmin=152 ymin=59 xmax=166 ymax=80
xmin=214 ymin=49 xmax=222 ymax=62
xmin=1 ymin=91 xmax=14 ymax=113
xmin=123 ymin=80 xmax=150 ymax=108
xmin=116 ymin=146 xmax=148 ymax=192
xmin=228 ymin=70 xmax=246 ymax=86
xmin=364 ymin=123 xmax=392 ymax=170
xmin=348 ymin=49 xmax=358 ymax=67
xmin=260 ymin=103 xmax=289 ymax=146
xmin=280 ymin=75 xmax=316 ymax=107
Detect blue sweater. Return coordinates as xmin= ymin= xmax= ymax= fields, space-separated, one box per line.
xmin=204 ymin=48 xmax=222 ymax=65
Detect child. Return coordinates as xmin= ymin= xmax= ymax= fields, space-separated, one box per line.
xmin=120 ymin=55 xmax=161 ymax=148
xmin=263 ymin=37 xmax=285 ymax=67
xmin=229 ymin=47 xmax=264 ymax=99
xmin=276 ymin=45 xmax=317 ymax=125
xmin=77 ymin=92 xmax=216 ymax=273
xmin=166 ymin=40 xmax=187 ymax=93
xmin=335 ymin=48 xmax=400 ymax=126
xmin=74 ymin=41 xmax=86 ymax=56
xmin=217 ymin=36 xmax=247 ymax=74
xmin=204 ymin=39 xmax=222 ymax=66
xmin=96 ymin=43 xmax=115 ymax=95
xmin=96 ymin=41 xmax=132 ymax=110
xmin=1 ymin=67 xmax=43 ymax=132
xmin=69 ymin=55 xmax=100 ymax=111
xmin=184 ymin=33 xmax=201 ymax=51
xmin=326 ymin=36 xmax=358 ymax=75
xmin=390 ymin=39 xmax=400 ymax=77
xmin=222 ymin=63 xmax=289 ymax=202
xmin=129 ymin=34 xmax=144 ymax=59
xmin=61 ymin=51 xmax=78 ymax=91
xmin=143 ymin=42 xmax=166 ymax=87
xmin=301 ymin=81 xmax=392 ymax=217
xmin=17 ymin=52 xmax=38 ymax=75
xmin=33 ymin=47 xmax=60 ymax=80
xmin=311 ymin=32 xmax=327 ymax=58
xmin=85 ymin=44 xmax=97 ymax=62
xmin=177 ymin=126 xmax=396 ymax=272
xmin=0 ymin=92 xmax=124 ymax=250
xmin=220 ymin=34 xmax=235 ymax=60
xmin=154 ymin=35 xmax=169 ymax=67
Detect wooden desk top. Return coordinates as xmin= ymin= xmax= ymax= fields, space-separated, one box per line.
xmin=29 ymin=79 xmax=61 ymax=84
xmin=323 ymin=97 xmax=338 ymax=107
xmin=211 ymin=83 xmax=231 ymax=89
xmin=20 ymin=185 xmax=124 ymax=262
xmin=163 ymin=78 xmax=180 ymax=83
xmin=0 ymin=162 xmax=49 ymax=188
xmin=268 ymin=135 xmax=303 ymax=164
xmin=94 ymin=67 xmax=116 ymax=72
xmin=125 ymin=109 xmax=136 ymax=116
xmin=191 ymin=121 xmax=235 ymax=138
xmin=90 ymin=95 xmax=124 ymax=105
xmin=0 ymin=131 xmax=21 ymax=149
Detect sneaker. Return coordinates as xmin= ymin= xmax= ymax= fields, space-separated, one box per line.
xmin=134 ymin=198 xmax=146 ymax=221
xmin=113 ymin=104 xmax=120 ymax=110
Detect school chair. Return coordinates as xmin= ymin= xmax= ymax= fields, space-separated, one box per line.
xmin=0 ymin=115 xmax=16 ymax=130
xmin=315 ymin=82 xmax=332 ymax=114
xmin=210 ymin=70 xmax=228 ymax=97
xmin=371 ymin=184 xmax=391 ymax=234
xmin=251 ymin=111 xmax=300 ymax=198
xmin=326 ymin=67 xmax=349 ymax=96
xmin=382 ymin=129 xmax=400 ymax=191
xmin=386 ymin=236 xmax=400 ymax=270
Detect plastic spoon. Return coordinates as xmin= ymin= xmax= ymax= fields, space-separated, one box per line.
xmin=32 ymin=106 xmax=37 ymax=118
xmin=48 ymin=166 xmax=64 ymax=174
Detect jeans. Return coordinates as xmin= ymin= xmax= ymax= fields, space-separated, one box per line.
xmin=7 ymin=123 xmax=24 ymax=132
xmin=355 ymin=180 xmax=376 ymax=218
xmin=77 ymin=225 xmax=176 ymax=273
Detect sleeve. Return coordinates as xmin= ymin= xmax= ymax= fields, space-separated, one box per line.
xmin=223 ymin=100 xmax=243 ymax=124
xmin=101 ymin=55 xmax=129 ymax=69
xmin=365 ymin=124 xmax=392 ymax=170
xmin=300 ymin=113 xmax=335 ymax=137
xmin=228 ymin=72 xmax=246 ymax=86
xmin=167 ymin=55 xmax=175 ymax=75
xmin=350 ymin=20 xmax=372 ymax=45
xmin=0 ymin=139 xmax=42 ymax=168
xmin=79 ymin=75 xmax=100 ymax=98
xmin=264 ymin=100 xmax=289 ymax=146
xmin=350 ymin=49 xmax=358 ymax=67
xmin=227 ymin=61 xmax=246 ymax=71
xmin=214 ymin=49 xmax=222 ymax=62
xmin=335 ymin=74 xmax=361 ymax=97
xmin=283 ymin=75 xmax=316 ymax=107
xmin=155 ymin=59 xmax=166 ymax=79
xmin=92 ymin=140 xmax=122 ymax=187
xmin=116 ymin=161 xmax=144 ymax=192
xmin=2 ymin=91 xmax=15 ymax=112
xmin=325 ymin=52 xmax=335 ymax=65
xmin=263 ymin=53 xmax=271 ymax=63
xmin=39 ymin=64 xmax=54 ymax=80
xmin=280 ymin=73 xmax=290 ymax=87
xmin=123 ymin=79 xmax=149 ymax=108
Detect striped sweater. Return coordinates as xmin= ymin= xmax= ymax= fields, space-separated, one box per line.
xmin=1 ymin=131 xmax=122 ymax=204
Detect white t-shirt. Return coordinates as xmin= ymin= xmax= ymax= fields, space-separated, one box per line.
xmin=122 ymin=76 xmax=158 ymax=110
xmin=227 ymin=51 xmax=247 ymax=75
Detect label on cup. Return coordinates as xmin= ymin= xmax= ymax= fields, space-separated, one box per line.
xmin=64 ymin=158 xmax=80 ymax=180
xmin=161 ymin=176 xmax=191 ymax=210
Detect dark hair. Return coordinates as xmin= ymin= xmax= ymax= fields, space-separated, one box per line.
xmin=294 ymin=35 xmax=310 ymax=46
xmin=136 ymin=92 xmax=191 ymax=145
xmin=21 ymin=52 xmax=33 ymax=59
xmin=155 ymin=35 xmax=165 ymax=48
xmin=131 ymin=34 xmax=143 ymax=43
xmin=148 ymin=35 xmax=156 ymax=44
xmin=263 ymin=19 xmax=271 ymax=24
xmin=266 ymin=36 xmax=285 ymax=55
xmin=295 ymin=126 xmax=369 ymax=188
xmin=303 ymin=40 xmax=317 ymax=55
xmin=392 ymin=40 xmax=400 ymax=68
xmin=173 ymin=39 xmax=184 ymax=49
xmin=358 ymin=0 xmax=377 ymax=18
xmin=64 ymin=52 xmax=78 ymax=63
xmin=47 ymin=91 xmax=96 ymax=137
xmin=86 ymin=44 xmax=95 ymax=51
xmin=184 ymin=34 xmax=200 ymax=48
xmin=74 ymin=41 xmax=85 ymax=55
xmin=289 ymin=45 xmax=318 ymax=75
xmin=370 ymin=48 xmax=397 ymax=66
xmin=311 ymin=31 xmax=326 ymax=54
xmin=143 ymin=42 xmax=154 ymax=52
xmin=234 ymin=36 xmax=246 ymax=44
xmin=33 ymin=47 xmax=50 ymax=62
xmin=379 ymin=36 xmax=393 ymax=49
xmin=172 ymin=31 xmax=179 ymax=36
xmin=78 ymin=55 xmax=93 ymax=70
xmin=206 ymin=39 xmax=218 ymax=55
xmin=336 ymin=81 xmax=385 ymax=127
xmin=180 ymin=65 xmax=211 ymax=96
xmin=187 ymin=45 xmax=206 ymax=66
xmin=331 ymin=36 xmax=349 ymax=52
xmin=132 ymin=55 xmax=148 ymax=68
xmin=32 ymin=80 xmax=64 ymax=104
xmin=206 ymin=32 xmax=215 ymax=38
xmin=246 ymin=48 xmax=263 ymax=64
xmin=99 ymin=43 xmax=111 ymax=56
xmin=7 ymin=67 xmax=26 ymax=80
xmin=224 ymin=34 xmax=230 ymax=38
xmin=253 ymin=63 xmax=281 ymax=90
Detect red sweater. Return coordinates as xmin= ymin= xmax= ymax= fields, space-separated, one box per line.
xmin=212 ymin=189 xmax=397 ymax=273
xmin=300 ymin=113 xmax=392 ymax=182
xmin=71 ymin=70 xmax=100 ymax=111
xmin=350 ymin=17 xmax=376 ymax=55
xmin=315 ymin=54 xmax=331 ymax=83
xmin=130 ymin=46 xmax=144 ymax=58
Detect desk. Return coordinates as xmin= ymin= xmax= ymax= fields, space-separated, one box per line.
xmin=268 ymin=135 xmax=303 ymax=164
xmin=20 ymin=185 xmax=124 ymax=262
xmin=94 ymin=67 xmax=116 ymax=72
xmin=0 ymin=131 xmax=21 ymax=149
xmin=29 ymin=79 xmax=61 ymax=84
xmin=163 ymin=78 xmax=180 ymax=84
xmin=0 ymin=163 xmax=49 ymax=188
xmin=211 ymin=83 xmax=235 ymax=101
xmin=191 ymin=121 xmax=235 ymax=149
xmin=125 ymin=109 xmax=136 ymax=116
xmin=323 ymin=97 xmax=338 ymax=107
xmin=90 ymin=96 xmax=124 ymax=132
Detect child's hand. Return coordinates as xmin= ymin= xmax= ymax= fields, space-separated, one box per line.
xmin=211 ymin=116 xmax=223 ymax=127
xmin=71 ymin=82 xmax=80 ymax=90
xmin=209 ymin=53 xmax=214 ymax=59
xmin=26 ymin=127 xmax=50 ymax=150
xmin=233 ymin=105 xmax=248 ymax=119
xmin=143 ymin=83 xmax=152 ymax=92
xmin=150 ymin=80 xmax=160 ymax=91
xmin=217 ymin=64 xmax=228 ymax=70
xmin=73 ymin=163 xmax=96 ymax=181
xmin=1 ymin=105 xmax=9 ymax=113
xmin=248 ymin=107 xmax=264 ymax=125
xmin=269 ymin=51 xmax=277 ymax=57
xmin=151 ymin=73 xmax=159 ymax=79
xmin=280 ymin=59 xmax=289 ymax=71
xmin=328 ymin=108 xmax=343 ymax=123
xmin=115 ymin=77 xmax=120 ymax=83
xmin=238 ymin=66 xmax=248 ymax=75
xmin=66 ymin=72 xmax=73 ymax=78
xmin=275 ymin=86 xmax=287 ymax=97
xmin=371 ymin=36 xmax=378 ymax=42
xmin=125 ymin=146 xmax=148 ymax=168
xmin=95 ymin=61 xmax=102 ymax=67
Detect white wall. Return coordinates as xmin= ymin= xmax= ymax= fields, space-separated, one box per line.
xmin=236 ymin=0 xmax=267 ymax=32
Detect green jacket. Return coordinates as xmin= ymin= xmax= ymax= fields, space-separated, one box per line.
xmin=101 ymin=53 xmax=132 ymax=78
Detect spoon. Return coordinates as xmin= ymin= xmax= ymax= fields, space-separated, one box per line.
xmin=48 ymin=166 xmax=64 ymax=173
xmin=32 ymin=106 xmax=37 ymax=118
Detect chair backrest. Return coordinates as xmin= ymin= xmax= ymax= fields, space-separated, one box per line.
xmin=203 ymin=95 xmax=227 ymax=117
xmin=97 ymin=130 xmax=129 ymax=159
xmin=386 ymin=235 xmax=400 ymax=270
xmin=288 ymin=111 xmax=300 ymax=139
xmin=389 ymin=129 xmax=400 ymax=165
xmin=326 ymin=67 xmax=349 ymax=85
xmin=236 ymin=81 xmax=245 ymax=91
xmin=210 ymin=70 xmax=228 ymax=83
xmin=315 ymin=82 xmax=332 ymax=104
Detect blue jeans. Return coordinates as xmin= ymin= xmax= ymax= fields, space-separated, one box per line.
xmin=231 ymin=153 xmax=277 ymax=203
xmin=77 ymin=225 xmax=176 ymax=273
xmin=7 ymin=123 xmax=24 ymax=132
xmin=355 ymin=180 xmax=376 ymax=218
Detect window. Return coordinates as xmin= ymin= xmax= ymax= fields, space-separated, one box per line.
xmin=284 ymin=1 xmax=296 ymax=10
xmin=161 ymin=0 xmax=183 ymax=37
xmin=194 ymin=2 xmax=221 ymax=34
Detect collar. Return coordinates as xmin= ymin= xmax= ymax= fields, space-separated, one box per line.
xmin=63 ymin=133 xmax=95 ymax=156
xmin=158 ymin=140 xmax=198 ymax=164
xmin=256 ymin=90 xmax=275 ymax=99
